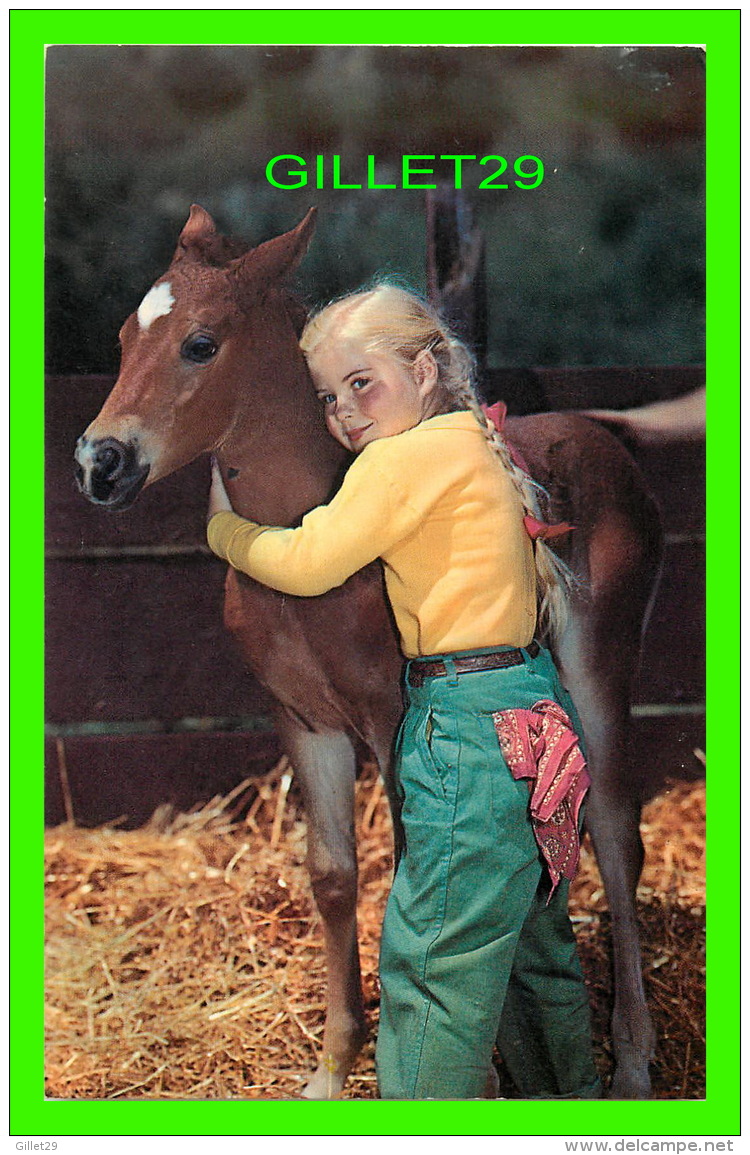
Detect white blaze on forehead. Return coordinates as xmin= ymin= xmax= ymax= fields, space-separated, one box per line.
xmin=137 ymin=281 xmax=175 ymax=331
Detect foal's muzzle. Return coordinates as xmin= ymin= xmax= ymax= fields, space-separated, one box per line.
xmin=74 ymin=436 xmax=150 ymax=510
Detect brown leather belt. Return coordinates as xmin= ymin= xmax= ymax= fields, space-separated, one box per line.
xmin=407 ymin=640 xmax=540 ymax=688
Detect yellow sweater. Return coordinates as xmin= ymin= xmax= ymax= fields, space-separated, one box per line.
xmin=207 ymin=412 xmax=537 ymax=658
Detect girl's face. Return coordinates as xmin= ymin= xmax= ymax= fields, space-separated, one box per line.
xmin=308 ymin=339 xmax=439 ymax=453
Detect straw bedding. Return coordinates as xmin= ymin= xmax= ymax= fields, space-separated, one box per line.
xmin=45 ymin=760 xmax=705 ymax=1100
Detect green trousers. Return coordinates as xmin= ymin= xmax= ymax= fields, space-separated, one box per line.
xmin=375 ymin=644 xmax=600 ymax=1100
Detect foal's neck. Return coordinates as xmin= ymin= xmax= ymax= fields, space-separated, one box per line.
xmin=218 ymin=321 xmax=347 ymax=526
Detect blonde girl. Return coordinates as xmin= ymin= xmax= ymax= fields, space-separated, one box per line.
xmin=207 ymin=283 xmax=600 ymax=1100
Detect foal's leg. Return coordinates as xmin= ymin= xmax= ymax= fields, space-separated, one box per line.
xmin=367 ymin=716 xmax=404 ymax=863
xmin=559 ymin=613 xmax=657 ymax=1100
xmin=278 ymin=721 xmax=367 ymax=1098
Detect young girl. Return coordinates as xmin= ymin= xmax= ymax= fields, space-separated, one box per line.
xmin=207 ymin=283 xmax=600 ymax=1101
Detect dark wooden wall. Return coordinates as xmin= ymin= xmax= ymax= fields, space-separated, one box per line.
xmin=46 ymin=366 xmax=705 ymax=827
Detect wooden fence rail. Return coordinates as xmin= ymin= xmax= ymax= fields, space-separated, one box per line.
xmin=45 ymin=365 xmax=705 ymax=827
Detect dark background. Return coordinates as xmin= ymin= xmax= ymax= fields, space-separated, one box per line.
xmin=45 ymin=45 xmax=706 ymax=826
xmin=46 ymin=45 xmax=705 ymax=374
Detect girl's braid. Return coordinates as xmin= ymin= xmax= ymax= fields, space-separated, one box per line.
xmin=440 ymin=337 xmax=576 ymax=646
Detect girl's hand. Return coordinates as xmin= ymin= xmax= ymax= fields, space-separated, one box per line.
xmin=207 ymin=456 xmax=235 ymax=521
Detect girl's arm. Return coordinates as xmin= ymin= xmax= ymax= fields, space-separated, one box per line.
xmin=207 ymin=457 xmax=235 ymax=520
xmin=206 ymin=442 xmax=423 ymax=597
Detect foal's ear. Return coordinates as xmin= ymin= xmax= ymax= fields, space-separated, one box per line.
xmin=229 ymin=208 xmax=317 ymax=296
xmin=172 ymin=204 xmax=218 ymax=262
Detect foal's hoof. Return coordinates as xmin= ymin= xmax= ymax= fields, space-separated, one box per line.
xmin=300 ymin=1058 xmax=348 ymax=1100
xmin=608 ymin=1070 xmax=652 ymax=1100
xmin=484 ymin=1065 xmax=501 ymax=1099
xmin=608 ymin=1054 xmax=653 ymax=1100
xmin=608 ymin=1035 xmax=655 ymax=1099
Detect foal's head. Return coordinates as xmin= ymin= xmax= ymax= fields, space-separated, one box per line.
xmin=75 ymin=205 xmax=316 ymax=509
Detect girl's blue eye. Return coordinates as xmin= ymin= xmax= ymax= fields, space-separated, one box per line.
xmin=352 ymin=378 xmax=370 ymax=391
xmin=320 ymin=393 xmax=336 ymax=406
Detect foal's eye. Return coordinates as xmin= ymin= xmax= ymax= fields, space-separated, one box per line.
xmin=181 ymin=334 xmax=219 ymax=364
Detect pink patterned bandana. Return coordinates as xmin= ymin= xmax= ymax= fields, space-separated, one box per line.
xmin=491 ymin=699 xmax=590 ymax=896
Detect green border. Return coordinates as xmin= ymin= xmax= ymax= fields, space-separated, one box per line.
xmin=12 ymin=7 xmax=738 ymax=1140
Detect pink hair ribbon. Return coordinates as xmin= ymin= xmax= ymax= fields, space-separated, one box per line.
xmin=522 ymin=514 xmax=575 ymax=541
xmin=481 ymin=400 xmax=576 ymax=542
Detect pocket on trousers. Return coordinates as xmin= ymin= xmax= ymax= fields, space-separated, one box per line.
xmin=423 ymin=707 xmax=459 ymax=804
xmin=479 ymin=715 xmax=535 ymax=842
xmin=391 ymin=707 xmax=458 ymax=930
xmin=396 ymin=706 xmax=457 ymax=813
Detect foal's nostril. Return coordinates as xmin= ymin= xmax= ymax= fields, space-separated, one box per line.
xmin=79 ymin=436 xmax=150 ymax=508
xmin=94 ymin=441 xmax=125 ymax=479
